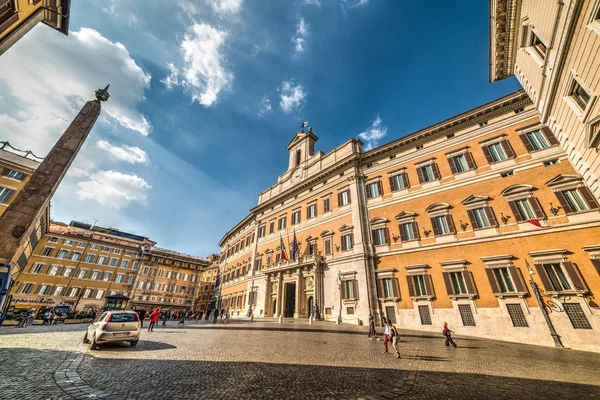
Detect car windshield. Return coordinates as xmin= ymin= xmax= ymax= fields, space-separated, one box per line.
xmin=110 ymin=313 xmax=137 ymax=323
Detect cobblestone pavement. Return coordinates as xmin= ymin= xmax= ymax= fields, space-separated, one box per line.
xmin=0 ymin=320 xmax=599 ymax=400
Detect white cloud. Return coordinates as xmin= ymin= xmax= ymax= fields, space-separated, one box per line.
xmin=304 ymin=0 xmax=321 ymax=6
xmin=279 ymin=81 xmax=307 ymax=113
xmin=358 ymin=115 xmax=387 ymax=150
xmin=179 ymin=1 xmax=200 ymax=15
xmin=207 ymin=0 xmax=243 ymax=15
xmin=341 ymin=0 xmax=369 ymax=14
xmin=76 ymin=170 xmax=152 ymax=209
xmin=292 ymin=17 xmax=309 ymax=53
xmin=164 ymin=23 xmax=232 ymax=107
xmin=102 ymin=0 xmax=138 ymax=26
xmin=96 ymin=140 xmax=150 ymax=164
xmin=258 ymin=96 xmax=272 ymax=117
xmin=0 ymin=26 xmax=151 ymax=157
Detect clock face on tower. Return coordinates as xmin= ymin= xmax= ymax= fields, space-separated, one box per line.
xmin=291 ymin=168 xmax=303 ymax=184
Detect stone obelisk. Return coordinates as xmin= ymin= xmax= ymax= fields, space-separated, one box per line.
xmin=0 ymin=86 xmax=110 ymax=266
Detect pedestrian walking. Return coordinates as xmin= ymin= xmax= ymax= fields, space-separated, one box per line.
xmin=178 ymin=312 xmax=185 ymax=325
xmin=148 ymin=308 xmax=160 ymax=332
xmin=367 ymin=313 xmax=379 ymax=341
xmin=51 ymin=311 xmax=57 ymax=325
xmin=389 ymin=320 xmax=401 ymax=358
xmin=443 ymin=322 xmax=457 ymax=347
xmin=162 ymin=310 xmax=168 ymax=326
xmin=43 ymin=311 xmax=51 ymax=326
xmin=138 ymin=309 xmax=146 ymax=328
xmin=382 ymin=317 xmax=392 ymax=354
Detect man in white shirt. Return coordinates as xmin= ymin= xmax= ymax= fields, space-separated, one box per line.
xmin=382 ymin=317 xmax=392 ymax=354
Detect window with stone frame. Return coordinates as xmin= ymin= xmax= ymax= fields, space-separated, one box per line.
xmin=291 ymin=209 xmax=301 ymax=225
xmin=377 ymin=275 xmax=399 ymax=299
xmin=530 ymin=250 xmax=589 ymax=294
xmin=405 ymin=265 xmax=434 ymax=299
xmin=519 ymin=125 xmax=559 ymax=152
xmin=416 ymin=159 xmax=441 ymax=184
xmin=370 ymin=217 xmax=390 ymax=246
xmin=501 ymin=184 xmax=546 ymax=222
xmin=388 ymin=170 xmax=410 ymax=191
xmin=30 ymin=262 xmax=45 ymax=274
xmin=278 ymin=215 xmax=287 ymax=230
xmin=0 ymin=1 xmax=18 ymax=36
xmin=426 ymin=203 xmax=456 ymax=236
xmin=365 ymin=180 xmax=384 ymax=199
xmin=339 ymin=225 xmax=354 ymax=251
xmin=341 ymin=276 xmax=359 ymax=300
xmin=322 ymin=196 xmax=331 ymax=213
xmin=338 ymin=189 xmax=351 ymax=207
xmin=461 ymin=195 xmax=498 ymax=230
xmin=446 ymin=147 xmax=476 ymax=174
xmin=546 ymin=174 xmax=600 ymax=215
xmin=564 ymin=72 xmax=596 ymax=121
xmin=481 ymin=255 xmax=528 ymax=296
xmin=441 ymin=261 xmax=478 ymax=298
xmin=258 ymin=224 xmax=266 ymax=238
xmin=324 ymin=237 xmax=332 ymax=255
xmin=307 ymin=202 xmax=317 ymax=219
xmin=268 ymin=220 xmax=276 ymax=234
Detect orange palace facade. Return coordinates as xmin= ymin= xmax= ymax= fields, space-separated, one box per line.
xmin=219 ymin=90 xmax=600 ymax=352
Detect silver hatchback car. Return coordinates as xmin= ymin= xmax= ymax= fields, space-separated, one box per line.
xmin=84 ymin=310 xmax=141 ymax=349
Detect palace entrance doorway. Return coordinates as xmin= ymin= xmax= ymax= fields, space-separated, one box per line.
xmin=284 ymin=283 xmax=296 ymax=318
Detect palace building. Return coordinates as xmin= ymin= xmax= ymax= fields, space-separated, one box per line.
xmin=129 ymin=247 xmax=209 ymax=312
xmin=11 ymin=220 xmax=155 ymax=314
xmin=490 ymin=0 xmax=600 ymax=198
xmin=0 ymin=144 xmax=48 ymax=275
xmin=218 ymin=90 xmax=600 ymax=352
xmin=194 ymin=254 xmax=220 ymax=315
xmin=0 ymin=0 xmax=71 ymax=56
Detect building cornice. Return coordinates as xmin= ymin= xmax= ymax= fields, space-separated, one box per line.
xmin=489 ymin=0 xmax=520 ymax=82
xmin=362 ymin=90 xmax=530 ymax=161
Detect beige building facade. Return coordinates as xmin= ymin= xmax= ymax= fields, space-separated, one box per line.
xmin=10 ymin=221 xmax=155 ymax=313
xmin=129 ymin=247 xmax=208 ymax=312
xmin=490 ymin=0 xmax=600 ymax=198
xmin=219 ymin=91 xmax=600 ymax=352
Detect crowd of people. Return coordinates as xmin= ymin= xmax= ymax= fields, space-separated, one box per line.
xmin=137 ymin=308 xmax=233 ymax=331
xmin=367 ymin=313 xmax=458 ymax=358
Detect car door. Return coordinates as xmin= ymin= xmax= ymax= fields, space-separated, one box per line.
xmin=90 ymin=312 xmax=108 ymax=335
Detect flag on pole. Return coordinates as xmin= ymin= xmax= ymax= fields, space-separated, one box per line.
xmin=279 ymin=235 xmax=288 ymax=261
xmin=526 ymin=219 xmax=548 ymax=228
xmin=291 ymin=228 xmax=299 ymax=261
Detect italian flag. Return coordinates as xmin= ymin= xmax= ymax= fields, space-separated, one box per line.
xmin=279 ymin=235 xmax=288 ymax=261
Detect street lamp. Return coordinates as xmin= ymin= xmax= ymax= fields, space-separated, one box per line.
xmin=337 ymin=270 xmax=342 ymax=324
xmin=525 ymin=259 xmax=564 ymax=348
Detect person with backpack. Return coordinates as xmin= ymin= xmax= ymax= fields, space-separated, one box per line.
xmin=443 ymin=322 xmax=457 ymax=347
xmin=389 ymin=320 xmax=401 ymax=358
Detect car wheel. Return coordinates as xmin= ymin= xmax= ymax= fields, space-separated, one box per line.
xmin=83 ymin=332 xmax=90 ymax=344
xmin=90 ymin=334 xmax=100 ymax=350
xmin=129 ymin=339 xmax=139 ymax=347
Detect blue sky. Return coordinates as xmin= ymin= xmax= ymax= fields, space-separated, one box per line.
xmin=0 ymin=0 xmax=519 ymax=256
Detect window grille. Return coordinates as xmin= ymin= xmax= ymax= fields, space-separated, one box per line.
xmin=563 ymin=303 xmax=592 ymax=329
xmin=506 ymin=304 xmax=528 ymax=327
xmin=458 ymin=304 xmax=476 ymax=326
xmin=418 ymin=305 xmax=432 ymax=325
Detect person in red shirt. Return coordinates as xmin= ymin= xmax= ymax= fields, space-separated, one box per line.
xmin=148 ymin=308 xmax=160 ymax=332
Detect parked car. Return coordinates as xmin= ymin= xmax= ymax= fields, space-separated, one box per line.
xmin=83 ymin=310 xmax=141 ymax=349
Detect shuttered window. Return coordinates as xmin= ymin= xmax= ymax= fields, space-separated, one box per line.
xmin=508 ymin=197 xmax=545 ymax=221
xmin=389 ymin=173 xmax=409 ymax=191
xmin=338 ymin=190 xmax=350 ymax=206
xmin=341 ymin=280 xmax=358 ymax=300
xmin=365 ymin=181 xmax=383 ymax=198
xmin=466 ymin=207 xmax=497 ymax=229
xmin=341 ymin=233 xmax=353 ymax=251
xmin=554 ymin=186 xmax=598 ymax=214
xmin=399 ymin=222 xmax=419 ymax=241
xmin=372 ymin=227 xmax=389 ymax=246
xmin=483 ymin=140 xmax=515 ymax=163
xmin=324 ymin=238 xmax=332 ymax=255
xmin=0 ymin=186 xmax=16 ymax=204
xmin=417 ymin=164 xmax=439 ymax=183
xmin=431 ymin=215 xmax=455 ymax=236
xmin=322 ymin=197 xmax=331 ymax=212
xmin=0 ymin=0 xmax=18 ymax=35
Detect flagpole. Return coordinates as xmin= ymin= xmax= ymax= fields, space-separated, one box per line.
xmin=286 ymin=227 xmax=292 ymax=262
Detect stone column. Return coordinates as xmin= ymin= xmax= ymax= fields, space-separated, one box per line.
xmin=276 ymin=272 xmax=283 ymax=317
xmin=294 ymin=268 xmax=303 ymax=318
xmin=0 ymin=87 xmax=108 ymax=265
xmin=263 ymin=274 xmax=270 ymax=315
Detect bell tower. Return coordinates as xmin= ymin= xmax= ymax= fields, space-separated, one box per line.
xmin=286 ymin=122 xmax=318 ymax=172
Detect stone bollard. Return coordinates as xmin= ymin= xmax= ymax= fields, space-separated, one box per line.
xmin=278 ymin=315 xmax=283 ymax=324
xmin=308 ymin=316 xmax=313 ymax=324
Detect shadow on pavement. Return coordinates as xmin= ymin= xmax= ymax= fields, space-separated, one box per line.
xmin=0 ymin=347 xmax=598 ymax=400
xmin=90 ymin=340 xmax=177 ymax=352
